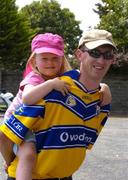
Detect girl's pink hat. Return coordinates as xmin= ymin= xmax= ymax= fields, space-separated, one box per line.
xmin=23 ymin=33 xmax=71 ymax=77
xmin=31 ymin=33 xmax=64 ymax=56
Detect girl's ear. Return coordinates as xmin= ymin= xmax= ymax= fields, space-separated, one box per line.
xmin=31 ymin=57 xmax=36 ymax=67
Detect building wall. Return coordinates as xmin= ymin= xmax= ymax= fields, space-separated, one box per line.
xmin=0 ymin=70 xmax=22 ymax=95
xmin=0 ymin=71 xmax=128 ymax=117
xmin=103 ymin=75 xmax=128 ymax=117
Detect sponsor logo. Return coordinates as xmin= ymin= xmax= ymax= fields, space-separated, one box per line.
xmin=60 ymin=132 xmax=92 ymax=143
xmin=66 ymin=95 xmax=76 ymax=106
xmin=82 ymin=95 xmax=92 ymax=101
xmin=9 ymin=117 xmax=23 ymax=132
xmin=16 ymin=106 xmax=23 ymax=114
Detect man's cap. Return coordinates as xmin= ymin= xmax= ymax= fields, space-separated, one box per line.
xmin=78 ymin=29 xmax=117 ymax=50
xmin=31 ymin=33 xmax=64 ymax=56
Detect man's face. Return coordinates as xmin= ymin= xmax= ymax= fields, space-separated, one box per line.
xmin=79 ymin=45 xmax=115 ymax=81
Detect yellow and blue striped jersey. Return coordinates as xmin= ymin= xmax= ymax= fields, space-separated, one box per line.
xmin=0 ymin=70 xmax=110 ymax=179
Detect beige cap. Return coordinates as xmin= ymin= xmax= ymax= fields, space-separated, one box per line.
xmin=78 ymin=29 xmax=117 ymax=50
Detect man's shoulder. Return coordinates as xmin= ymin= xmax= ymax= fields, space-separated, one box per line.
xmin=62 ymin=69 xmax=80 ymax=80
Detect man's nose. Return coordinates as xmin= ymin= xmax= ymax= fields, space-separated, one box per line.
xmin=96 ymin=56 xmax=106 ymax=63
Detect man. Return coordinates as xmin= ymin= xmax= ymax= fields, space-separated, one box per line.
xmin=0 ymin=29 xmax=117 ymax=180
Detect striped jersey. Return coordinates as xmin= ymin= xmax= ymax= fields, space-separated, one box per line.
xmin=0 ymin=70 xmax=110 ymax=179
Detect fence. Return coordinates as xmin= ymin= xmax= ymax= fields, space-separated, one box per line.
xmin=0 ymin=70 xmax=128 ymax=117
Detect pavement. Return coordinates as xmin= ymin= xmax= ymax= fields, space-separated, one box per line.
xmin=0 ymin=116 xmax=128 ymax=180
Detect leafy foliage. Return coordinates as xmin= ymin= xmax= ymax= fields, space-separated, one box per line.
xmin=94 ymin=0 xmax=128 ymax=73
xmin=0 ymin=0 xmax=34 ymax=70
xmin=0 ymin=0 xmax=82 ymax=70
xmin=20 ymin=0 xmax=83 ymax=56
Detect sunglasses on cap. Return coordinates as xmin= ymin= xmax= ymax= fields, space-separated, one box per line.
xmin=82 ymin=49 xmax=114 ymax=60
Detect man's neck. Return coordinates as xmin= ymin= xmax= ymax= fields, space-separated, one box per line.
xmin=79 ymin=73 xmax=101 ymax=91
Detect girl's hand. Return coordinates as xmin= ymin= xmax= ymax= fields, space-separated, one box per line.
xmin=51 ymin=78 xmax=71 ymax=96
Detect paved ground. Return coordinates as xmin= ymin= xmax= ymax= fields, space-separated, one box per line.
xmin=73 ymin=117 xmax=128 ymax=180
xmin=0 ymin=116 xmax=128 ymax=180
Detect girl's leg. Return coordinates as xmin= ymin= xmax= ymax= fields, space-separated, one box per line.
xmin=16 ymin=141 xmax=36 ymax=180
xmin=0 ymin=131 xmax=15 ymax=165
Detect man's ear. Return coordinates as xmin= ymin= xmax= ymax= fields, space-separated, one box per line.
xmin=112 ymin=55 xmax=117 ymax=64
xmin=75 ymin=49 xmax=83 ymax=62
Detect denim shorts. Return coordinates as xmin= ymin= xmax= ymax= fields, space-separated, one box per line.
xmin=7 ymin=177 xmax=15 ymax=180
xmin=13 ymin=130 xmax=36 ymax=154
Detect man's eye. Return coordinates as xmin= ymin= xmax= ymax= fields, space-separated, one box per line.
xmin=90 ymin=50 xmax=100 ymax=58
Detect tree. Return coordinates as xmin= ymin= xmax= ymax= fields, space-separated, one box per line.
xmin=0 ymin=0 xmax=34 ymax=70
xmin=94 ymin=0 xmax=128 ymax=50
xmin=94 ymin=0 xmax=128 ymax=73
xmin=19 ymin=0 xmax=83 ymax=56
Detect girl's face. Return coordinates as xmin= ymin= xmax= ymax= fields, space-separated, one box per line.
xmin=35 ymin=53 xmax=63 ymax=79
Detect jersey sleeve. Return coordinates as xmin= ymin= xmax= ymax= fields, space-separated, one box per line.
xmin=97 ymin=104 xmax=110 ymax=133
xmin=0 ymin=102 xmax=45 ymax=145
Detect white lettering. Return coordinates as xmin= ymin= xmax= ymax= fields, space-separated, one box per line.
xmin=60 ymin=132 xmax=69 ymax=142
xmin=60 ymin=132 xmax=92 ymax=143
xmin=10 ymin=118 xmax=23 ymax=132
xmin=13 ymin=122 xmax=23 ymax=132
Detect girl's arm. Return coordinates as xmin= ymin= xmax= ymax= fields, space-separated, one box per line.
xmin=4 ymin=90 xmax=22 ymax=120
xmin=22 ymin=78 xmax=71 ymax=105
xmin=100 ymin=83 xmax=112 ymax=106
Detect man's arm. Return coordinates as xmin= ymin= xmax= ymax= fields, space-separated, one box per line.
xmin=88 ymin=104 xmax=110 ymax=150
xmin=98 ymin=104 xmax=110 ymax=132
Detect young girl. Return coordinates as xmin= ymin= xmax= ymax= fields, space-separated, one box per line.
xmin=0 ymin=33 xmax=72 ymax=180
xmin=0 ymin=33 xmax=112 ymax=180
